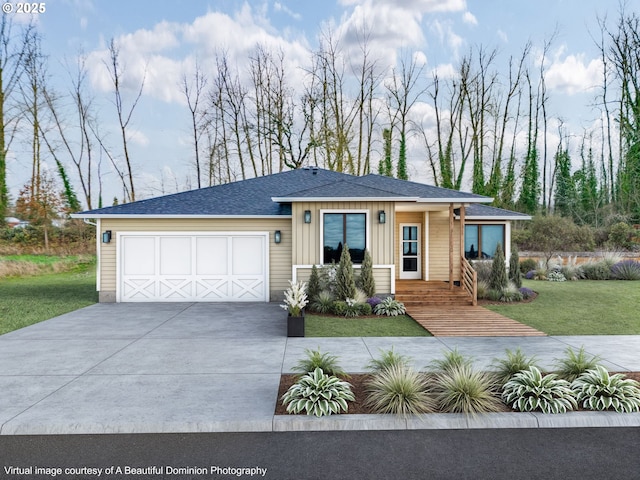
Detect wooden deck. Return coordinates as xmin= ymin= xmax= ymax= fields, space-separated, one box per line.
xmin=396 ymin=280 xmax=546 ymax=337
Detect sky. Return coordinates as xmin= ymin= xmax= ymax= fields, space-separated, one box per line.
xmin=5 ymin=0 xmax=639 ymax=208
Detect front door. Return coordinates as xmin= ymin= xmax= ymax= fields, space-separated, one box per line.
xmin=400 ymin=224 xmax=421 ymax=279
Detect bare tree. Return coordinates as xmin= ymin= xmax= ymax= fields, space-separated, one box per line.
xmin=104 ymin=38 xmax=145 ymax=202
xmin=181 ymin=61 xmax=207 ymax=188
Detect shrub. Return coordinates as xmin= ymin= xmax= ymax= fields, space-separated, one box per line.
xmin=521 ymin=215 xmax=594 ymax=261
xmin=519 ymin=258 xmax=537 ymax=275
xmin=310 ymin=290 xmax=334 ymax=314
xmin=524 ymin=270 xmax=536 ymax=280
xmin=307 ymin=265 xmax=321 ymax=303
xmin=358 ymin=249 xmax=376 ymax=297
xmin=428 ymin=348 xmax=473 ymax=374
xmin=366 ymin=296 xmax=382 ymax=309
xmin=472 ymin=260 xmax=493 ymax=283
xmin=367 ymin=348 xmax=412 ymax=373
xmin=318 ymin=264 xmax=338 ymax=293
xmin=476 ymin=280 xmax=489 ymax=300
xmin=281 ymin=368 xmax=355 ymax=417
xmin=611 ymin=260 xmax=640 ymax=280
xmin=489 ymin=243 xmax=508 ymax=291
xmin=335 ymin=244 xmax=357 ymax=301
xmin=608 ymin=222 xmax=634 ymax=249
xmin=358 ymin=302 xmax=373 ymax=315
xmin=364 ymin=365 xmax=434 ymax=415
xmin=373 ymin=297 xmax=406 ymax=316
xmin=486 ymin=289 xmax=503 ymax=302
xmin=502 ymin=367 xmax=577 ymax=414
xmin=292 ymin=348 xmax=347 ymax=377
xmin=554 ymin=346 xmax=601 ymax=382
xmin=572 ymin=366 xmax=640 ymax=413
xmin=560 ymin=256 xmax=584 ymax=281
xmin=547 ymin=270 xmax=566 ymax=282
xmin=432 ymin=365 xmax=502 ymax=414
xmin=332 ymin=299 xmax=360 ymax=317
xmin=509 ymin=246 xmax=522 ymax=288
xmin=519 ymin=287 xmax=535 ymax=299
xmin=582 ymin=260 xmax=612 ymax=280
xmin=500 ymin=283 xmax=523 ymax=302
xmin=491 ymin=348 xmax=540 ymax=384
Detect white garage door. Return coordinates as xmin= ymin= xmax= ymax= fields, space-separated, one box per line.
xmin=118 ymin=232 xmax=269 ymax=302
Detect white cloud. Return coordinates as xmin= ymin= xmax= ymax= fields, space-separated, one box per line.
xmin=546 ymin=51 xmax=603 ymax=95
xmin=274 ymin=2 xmax=302 ymax=20
xmin=339 ymin=0 xmax=466 ymax=13
xmin=430 ymin=62 xmax=457 ymax=79
xmin=429 ymin=20 xmax=464 ymax=56
xmin=127 ymin=128 xmax=149 ymax=147
xmin=462 ymin=11 xmax=477 ymax=26
xmin=497 ymin=29 xmax=508 ymax=43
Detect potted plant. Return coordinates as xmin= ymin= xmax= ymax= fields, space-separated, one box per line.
xmin=281 ymin=280 xmax=308 ymax=337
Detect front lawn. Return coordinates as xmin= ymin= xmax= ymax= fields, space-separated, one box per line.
xmin=0 ymin=262 xmax=98 ymax=335
xmin=487 ymin=280 xmax=640 ymax=335
xmin=305 ymin=314 xmax=432 ymax=337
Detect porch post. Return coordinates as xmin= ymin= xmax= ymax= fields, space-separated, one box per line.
xmin=449 ymin=203 xmax=454 ymax=289
xmin=459 ymin=204 xmax=466 ymax=259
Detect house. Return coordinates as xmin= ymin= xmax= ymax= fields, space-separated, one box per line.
xmin=72 ymin=167 xmax=530 ymax=303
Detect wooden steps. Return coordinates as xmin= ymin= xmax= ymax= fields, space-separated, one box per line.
xmin=395 ymin=280 xmax=473 ymax=307
xmin=396 ymin=280 xmax=545 ymax=337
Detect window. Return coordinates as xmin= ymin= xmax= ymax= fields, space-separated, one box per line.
xmin=323 ymin=213 xmax=366 ymax=264
xmin=465 ymin=224 xmax=505 ymax=259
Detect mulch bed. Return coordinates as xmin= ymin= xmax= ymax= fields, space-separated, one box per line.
xmin=275 ymin=371 xmax=640 ymax=415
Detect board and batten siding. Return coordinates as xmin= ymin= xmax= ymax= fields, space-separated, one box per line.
xmin=428 ymin=210 xmax=461 ymax=281
xmin=291 ymin=201 xmax=395 ymax=266
xmin=98 ymin=217 xmax=291 ymax=302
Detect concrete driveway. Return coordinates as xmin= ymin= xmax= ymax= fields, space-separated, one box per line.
xmin=2 ymin=303 xmax=640 ymax=435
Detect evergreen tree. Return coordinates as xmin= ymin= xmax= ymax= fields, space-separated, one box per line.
xmin=509 ymin=245 xmax=522 ymax=288
xmin=553 ymin=149 xmax=575 ymax=218
xmin=378 ymin=128 xmax=393 ymax=177
xmin=307 ymin=264 xmax=321 ymax=304
xmin=335 ymin=243 xmax=357 ymax=301
xmin=518 ymin=147 xmax=540 ymax=215
xmin=397 ymin=132 xmax=408 ymax=180
xmin=358 ymin=249 xmax=376 ymax=298
xmin=489 ymin=243 xmax=508 ymax=291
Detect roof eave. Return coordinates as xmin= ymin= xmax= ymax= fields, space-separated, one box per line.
xmin=70 ymin=213 xmax=292 ymax=220
xmin=457 ymin=215 xmax=532 ymax=221
xmin=271 ymin=196 xmax=420 ymax=202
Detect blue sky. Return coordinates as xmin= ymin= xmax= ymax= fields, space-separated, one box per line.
xmin=6 ymin=0 xmax=638 ymax=206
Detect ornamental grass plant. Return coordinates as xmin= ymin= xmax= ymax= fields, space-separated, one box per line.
xmin=364 ymin=364 xmax=434 ymax=415
xmin=432 ymin=365 xmax=503 ymax=414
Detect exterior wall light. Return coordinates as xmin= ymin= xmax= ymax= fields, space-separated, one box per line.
xmin=274 ymin=230 xmax=282 ymax=244
xmin=304 ymin=210 xmax=311 ymax=224
xmin=102 ymin=230 xmax=112 ymax=243
xmin=378 ymin=210 xmax=386 ymax=224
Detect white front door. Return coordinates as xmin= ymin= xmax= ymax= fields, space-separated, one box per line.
xmin=400 ymin=224 xmax=421 ymax=279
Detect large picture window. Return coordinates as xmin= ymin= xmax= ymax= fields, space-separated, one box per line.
xmin=465 ymin=224 xmax=505 ymax=260
xmin=323 ymin=213 xmax=366 ymax=264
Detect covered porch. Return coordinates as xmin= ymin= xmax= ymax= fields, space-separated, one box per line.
xmin=395 ymin=202 xmax=477 ymax=306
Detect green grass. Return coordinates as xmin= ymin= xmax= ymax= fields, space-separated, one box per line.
xmin=487 ymin=280 xmax=640 ymax=335
xmin=305 ymin=314 xmax=432 ymax=337
xmin=0 ymin=263 xmax=98 ymax=335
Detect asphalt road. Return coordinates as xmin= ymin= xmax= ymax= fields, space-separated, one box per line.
xmin=1 ymin=429 xmax=639 ymax=480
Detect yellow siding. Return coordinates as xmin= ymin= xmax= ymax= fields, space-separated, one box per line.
xmin=295 ymin=266 xmax=392 ymax=295
xmin=291 ymin=201 xmax=394 ymax=265
xmin=98 ymin=217 xmax=291 ymax=300
xmin=428 ymin=210 xmax=461 ymax=281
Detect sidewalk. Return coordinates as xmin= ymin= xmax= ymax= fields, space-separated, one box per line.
xmin=1 ymin=303 xmax=640 ymax=435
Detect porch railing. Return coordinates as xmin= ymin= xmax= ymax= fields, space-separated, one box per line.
xmin=461 ymin=256 xmax=477 ymax=306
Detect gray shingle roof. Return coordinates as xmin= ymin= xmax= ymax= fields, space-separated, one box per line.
xmin=463 ymin=204 xmax=532 ymax=220
xmin=73 ymin=167 xmax=515 ymax=218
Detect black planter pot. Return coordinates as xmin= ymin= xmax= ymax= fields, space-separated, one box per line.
xmin=287 ymin=312 xmax=305 ymax=337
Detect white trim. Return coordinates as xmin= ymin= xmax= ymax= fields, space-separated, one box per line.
xmin=319 ymin=209 xmax=370 ymax=265
xmin=71 ymin=214 xmax=291 ymax=220
xmin=271 ymin=196 xmax=418 ymax=202
xmin=116 ymin=231 xmax=270 ymax=302
xmin=96 ymin=219 xmax=101 ymax=292
xmin=399 ymin=223 xmax=422 ymax=279
xmin=292 ymin=264 xmax=396 ymax=294
xmin=423 ymin=211 xmax=429 ymax=281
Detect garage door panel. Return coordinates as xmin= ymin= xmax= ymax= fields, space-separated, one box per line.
xmin=160 ymin=237 xmax=192 ymax=275
xmin=119 ymin=233 xmax=267 ymax=302
xmin=196 ymin=237 xmax=228 ymax=275
xmin=232 ymin=237 xmax=264 ymax=275
xmin=123 ymin=237 xmax=155 ymax=276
